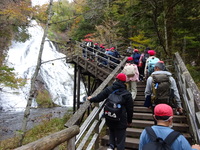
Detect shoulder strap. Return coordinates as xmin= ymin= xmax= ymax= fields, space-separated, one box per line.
xmin=112 ymin=89 xmax=119 ymax=94
xmin=145 ymin=127 xmax=157 ymax=141
xmin=120 ymin=90 xmax=130 ymax=97
xmin=164 ymin=131 xmax=181 ymax=146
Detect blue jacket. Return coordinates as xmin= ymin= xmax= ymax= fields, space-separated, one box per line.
xmin=139 ymin=125 xmax=196 ymax=150
xmin=132 ymin=52 xmax=141 ymax=64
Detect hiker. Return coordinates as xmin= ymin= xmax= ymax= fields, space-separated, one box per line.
xmin=144 ymin=61 xmax=183 ymax=115
xmin=139 ymin=104 xmax=200 ymax=150
xmin=132 ymin=49 xmax=141 ymax=65
xmin=138 ymin=47 xmax=150 ymax=81
xmin=87 ymin=73 xmax=133 ymax=150
xmin=126 ymin=46 xmax=132 ymax=55
xmin=144 ymin=50 xmax=160 ymax=78
xmin=122 ymin=57 xmax=139 ymax=100
xmin=107 ymin=47 xmax=120 ymax=68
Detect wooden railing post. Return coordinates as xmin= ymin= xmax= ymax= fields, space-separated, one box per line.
xmin=67 ymin=136 xmax=76 ymax=150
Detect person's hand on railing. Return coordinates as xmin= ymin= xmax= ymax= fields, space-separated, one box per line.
xmin=87 ymin=96 xmax=92 ymax=101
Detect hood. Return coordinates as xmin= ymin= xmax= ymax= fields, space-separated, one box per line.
xmin=112 ymin=81 xmax=126 ymax=91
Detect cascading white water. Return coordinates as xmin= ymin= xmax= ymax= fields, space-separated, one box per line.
xmin=0 ymin=20 xmax=85 ymax=112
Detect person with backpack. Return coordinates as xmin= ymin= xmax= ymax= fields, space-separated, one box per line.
xmin=138 ymin=47 xmax=150 ymax=81
xmin=122 ymin=57 xmax=139 ymax=100
xmin=132 ymin=49 xmax=141 ymax=65
xmin=144 ymin=61 xmax=183 ymax=115
xmin=144 ymin=50 xmax=160 ymax=78
xmin=87 ymin=73 xmax=133 ymax=150
xmin=139 ymin=104 xmax=200 ymax=150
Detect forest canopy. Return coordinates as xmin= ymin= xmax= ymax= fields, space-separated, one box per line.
xmin=0 ymin=0 xmax=200 ymax=86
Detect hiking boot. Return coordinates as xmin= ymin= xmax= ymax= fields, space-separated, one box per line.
xmin=107 ymin=144 xmax=114 ymax=150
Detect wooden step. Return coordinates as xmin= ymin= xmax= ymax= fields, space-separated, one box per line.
xmin=133 ymin=106 xmax=152 ymax=113
xmin=127 ymin=128 xmax=191 ymax=142
xmin=101 ymin=135 xmax=139 ymax=149
xmin=134 ymin=96 xmax=145 ymax=100
xmin=136 ymin=91 xmax=145 ymax=96
xmin=133 ymin=112 xmax=187 ymax=123
xmin=126 ymin=127 xmax=143 ymax=138
xmin=134 ymin=100 xmax=145 ymax=106
xmin=131 ymin=119 xmax=189 ymax=132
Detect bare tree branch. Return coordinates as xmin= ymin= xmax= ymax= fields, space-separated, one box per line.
xmin=18 ymin=0 xmax=54 ymax=146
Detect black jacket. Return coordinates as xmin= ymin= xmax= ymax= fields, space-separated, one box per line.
xmin=90 ymin=81 xmax=133 ymax=129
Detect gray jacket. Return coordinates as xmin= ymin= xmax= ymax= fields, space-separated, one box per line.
xmin=145 ymin=71 xmax=182 ymax=108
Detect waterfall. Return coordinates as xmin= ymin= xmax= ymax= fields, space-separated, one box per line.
xmin=0 ymin=20 xmax=85 ymax=112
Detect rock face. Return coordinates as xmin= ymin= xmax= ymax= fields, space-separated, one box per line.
xmin=0 ymin=107 xmax=69 ymax=141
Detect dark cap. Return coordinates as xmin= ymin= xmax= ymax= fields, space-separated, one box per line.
xmin=154 ymin=61 xmax=165 ymax=70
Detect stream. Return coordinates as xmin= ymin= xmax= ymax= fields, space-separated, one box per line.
xmin=0 ymin=107 xmax=70 ymax=141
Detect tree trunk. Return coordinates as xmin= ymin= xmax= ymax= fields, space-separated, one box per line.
xmin=19 ymin=0 xmax=54 ymax=146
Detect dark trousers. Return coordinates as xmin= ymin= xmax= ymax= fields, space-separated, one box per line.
xmin=109 ymin=127 xmax=126 ymax=150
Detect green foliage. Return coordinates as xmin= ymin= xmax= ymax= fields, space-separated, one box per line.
xmin=32 ymin=4 xmax=49 ymax=23
xmin=129 ymin=32 xmax=152 ymax=48
xmin=186 ymin=64 xmax=200 ymax=89
xmin=0 ymin=65 xmax=26 ymax=89
xmin=13 ymin=26 xmax=31 ymax=43
xmin=72 ymin=20 xmax=96 ymax=41
xmin=50 ymin=1 xmax=74 ymax=32
xmin=36 ymin=90 xmax=58 ymax=108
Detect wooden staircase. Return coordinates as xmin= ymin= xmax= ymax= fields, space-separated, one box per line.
xmin=99 ymin=81 xmax=192 ymax=150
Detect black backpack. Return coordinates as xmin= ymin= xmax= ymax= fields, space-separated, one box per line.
xmin=104 ymin=89 xmax=129 ymax=121
xmin=142 ymin=53 xmax=149 ymax=63
xmin=142 ymin=127 xmax=181 ymax=150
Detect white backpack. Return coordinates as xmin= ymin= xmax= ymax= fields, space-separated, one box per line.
xmin=122 ymin=64 xmax=136 ymax=77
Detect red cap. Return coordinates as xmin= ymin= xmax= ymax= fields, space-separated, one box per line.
xmin=127 ymin=57 xmax=133 ymax=61
xmin=154 ymin=104 xmax=173 ymax=116
xmin=116 ymin=73 xmax=127 ymax=82
xmin=106 ymin=48 xmax=110 ymax=51
xmin=158 ymin=61 xmax=164 ymax=63
xmin=148 ymin=50 xmax=156 ymax=56
xmin=134 ymin=49 xmax=139 ymax=52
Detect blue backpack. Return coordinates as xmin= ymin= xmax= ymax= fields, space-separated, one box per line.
xmin=147 ymin=57 xmax=160 ymax=75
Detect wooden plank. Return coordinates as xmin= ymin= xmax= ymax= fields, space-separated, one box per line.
xmin=76 ymin=120 xmax=98 ymax=150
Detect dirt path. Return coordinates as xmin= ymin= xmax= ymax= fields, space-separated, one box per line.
xmin=0 ymin=107 xmax=69 ymax=141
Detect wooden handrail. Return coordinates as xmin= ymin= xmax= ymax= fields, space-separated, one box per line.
xmin=14 ymin=125 xmax=80 ymax=150
xmin=174 ymin=52 xmax=200 ymax=143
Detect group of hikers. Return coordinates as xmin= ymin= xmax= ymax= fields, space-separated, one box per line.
xmin=86 ymin=46 xmax=200 ymax=150
xmin=80 ymin=40 xmax=121 ymax=68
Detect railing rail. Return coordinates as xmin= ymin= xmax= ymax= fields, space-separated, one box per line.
xmin=65 ymin=41 xmax=124 ymax=71
xmin=174 ymin=52 xmax=200 ymax=143
xmin=14 ymin=125 xmax=80 ymax=150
